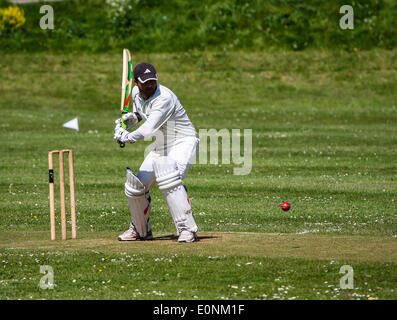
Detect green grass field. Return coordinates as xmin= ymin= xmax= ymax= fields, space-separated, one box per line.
xmin=0 ymin=50 xmax=396 ymax=300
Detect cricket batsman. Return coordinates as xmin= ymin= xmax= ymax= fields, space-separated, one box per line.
xmin=114 ymin=62 xmax=199 ymax=242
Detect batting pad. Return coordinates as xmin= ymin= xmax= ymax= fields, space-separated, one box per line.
xmin=125 ymin=168 xmax=151 ymax=237
xmin=153 ymin=157 xmax=198 ymax=234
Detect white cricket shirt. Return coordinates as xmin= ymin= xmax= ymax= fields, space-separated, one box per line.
xmin=127 ymin=84 xmax=197 ymax=151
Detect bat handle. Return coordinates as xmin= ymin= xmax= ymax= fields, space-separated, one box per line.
xmin=119 ymin=116 xmax=127 ymax=148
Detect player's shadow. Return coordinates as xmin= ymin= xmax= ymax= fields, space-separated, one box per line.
xmin=152 ymin=234 xmax=220 ymax=242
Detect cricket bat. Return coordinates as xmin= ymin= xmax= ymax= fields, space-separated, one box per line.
xmin=119 ymin=48 xmax=133 ymax=148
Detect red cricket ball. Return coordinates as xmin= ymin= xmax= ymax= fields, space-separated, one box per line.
xmin=281 ymin=202 xmax=291 ymax=211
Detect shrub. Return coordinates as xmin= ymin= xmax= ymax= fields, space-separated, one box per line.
xmin=0 ymin=5 xmax=26 ymax=34
xmin=0 ymin=0 xmax=395 ymax=52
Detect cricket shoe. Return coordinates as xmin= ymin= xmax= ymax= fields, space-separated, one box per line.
xmin=178 ymin=230 xmax=198 ymax=243
xmin=118 ymin=225 xmax=153 ymax=241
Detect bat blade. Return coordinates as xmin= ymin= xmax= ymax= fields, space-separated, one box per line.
xmin=119 ymin=49 xmax=133 ymax=148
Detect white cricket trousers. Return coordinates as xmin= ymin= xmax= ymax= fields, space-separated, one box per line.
xmin=137 ymin=136 xmax=199 ymax=190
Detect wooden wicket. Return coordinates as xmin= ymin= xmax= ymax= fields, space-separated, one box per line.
xmin=48 ymin=149 xmax=76 ymax=240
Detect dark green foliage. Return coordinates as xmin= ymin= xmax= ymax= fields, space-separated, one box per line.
xmin=0 ymin=0 xmax=396 ymax=52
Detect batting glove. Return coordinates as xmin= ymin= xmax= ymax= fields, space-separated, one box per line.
xmin=114 ymin=118 xmax=122 ymax=130
xmin=122 ymin=112 xmax=140 ymax=130
xmin=114 ymin=126 xmax=130 ymax=143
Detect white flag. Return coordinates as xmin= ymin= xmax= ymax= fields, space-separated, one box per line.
xmin=63 ymin=117 xmax=79 ymax=131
